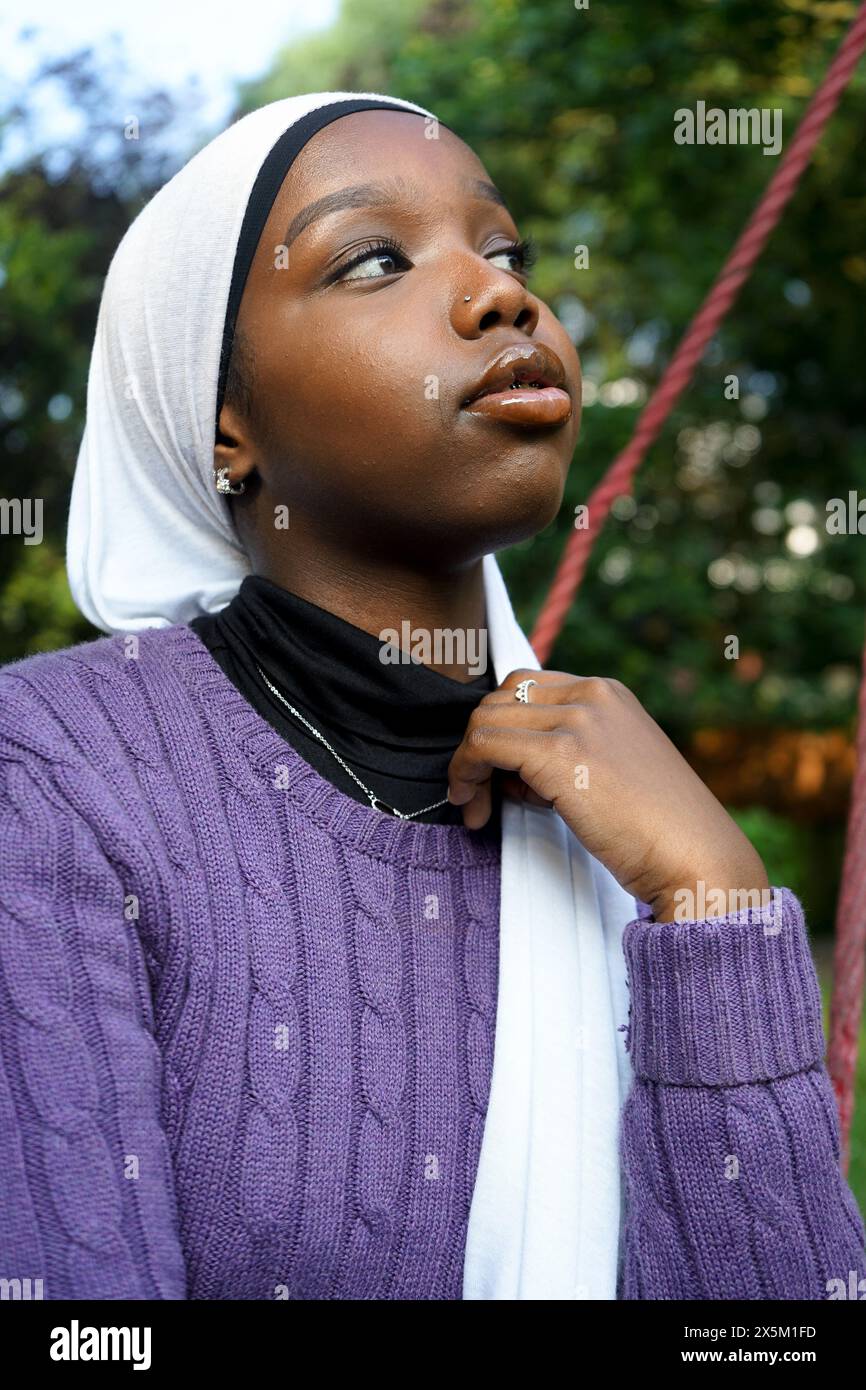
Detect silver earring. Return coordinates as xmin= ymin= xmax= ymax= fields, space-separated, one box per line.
xmin=214 ymin=466 xmax=245 ymax=495
xmin=464 ymin=294 xmax=472 ymax=302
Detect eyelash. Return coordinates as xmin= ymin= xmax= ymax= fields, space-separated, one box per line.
xmin=330 ymin=233 xmax=538 ymax=283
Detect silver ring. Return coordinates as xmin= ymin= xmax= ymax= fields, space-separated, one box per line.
xmin=514 ymin=678 xmax=538 ymax=704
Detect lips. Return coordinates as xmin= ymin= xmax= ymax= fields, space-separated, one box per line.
xmin=461 ymin=342 xmax=572 ymax=428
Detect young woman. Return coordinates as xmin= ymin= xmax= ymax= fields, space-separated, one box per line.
xmin=1 ymin=91 xmax=863 ymax=1301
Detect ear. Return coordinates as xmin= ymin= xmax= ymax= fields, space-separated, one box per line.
xmin=213 ymin=402 xmax=257 ymax=490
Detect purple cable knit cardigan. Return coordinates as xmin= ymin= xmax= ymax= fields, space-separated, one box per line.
xmin=0 ymin=623 xmax=863 ymax=1300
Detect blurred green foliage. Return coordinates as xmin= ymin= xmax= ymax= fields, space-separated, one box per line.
xmin=0 ymin=44 xmax=204 ymax=659
xmin=727 ymin=803 xmax=847 ymax=930
xmin=819 ymin=966 xmax=866 ymax=1218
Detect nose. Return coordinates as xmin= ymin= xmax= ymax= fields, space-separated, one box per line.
xmin=449 ymin=264 xmax=539 ymax=340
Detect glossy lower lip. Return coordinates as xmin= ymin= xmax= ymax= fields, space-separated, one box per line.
xmin=462 ymin=386 xmax=572 ymax=427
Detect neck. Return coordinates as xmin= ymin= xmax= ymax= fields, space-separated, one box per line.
xmin=253 ymin=549 xmax=489 ymax=685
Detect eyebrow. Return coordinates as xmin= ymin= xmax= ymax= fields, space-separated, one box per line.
xmin=282 ymin=176 xmax=508 ymax=249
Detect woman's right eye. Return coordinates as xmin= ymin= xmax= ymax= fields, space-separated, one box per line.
xmin=334 ymin=239 xmax=411 ymax=283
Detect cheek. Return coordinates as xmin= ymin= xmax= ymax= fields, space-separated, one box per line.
xmin=542 ymin=313 xmax=582 ymax=454
xmin=258 ymin=321 xmax=440 ymax=474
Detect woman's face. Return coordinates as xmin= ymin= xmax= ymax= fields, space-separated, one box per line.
xmin=220 ymin=109 xmax=582 ymax=572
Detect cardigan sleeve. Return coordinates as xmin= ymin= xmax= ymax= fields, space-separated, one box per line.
xmin=0 ymin=747 xmax=188 ymax=1299
xmin=617 ymin=886 xmax=866 ymax=1300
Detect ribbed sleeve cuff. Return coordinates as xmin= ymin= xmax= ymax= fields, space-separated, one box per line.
xmin=622 ymin=887 xmax=826 ymax=1086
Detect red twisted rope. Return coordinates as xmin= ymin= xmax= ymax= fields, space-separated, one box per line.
xmin=530 ymin=1 xmax=866 ymax=664
xmin=829 ymin=635 xmax=866 ymax=1170
xmin=528 ymin=3 xmax=866 ymax=1169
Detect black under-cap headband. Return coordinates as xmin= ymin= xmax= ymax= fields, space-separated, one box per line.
xmin=215 ymin=98 xmax=429 ymax=433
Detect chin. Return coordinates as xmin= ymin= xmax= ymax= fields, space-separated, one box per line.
xmin=437 ymin=469 xmax=567 ymax=563
xmin=481 ymin=448 xmax=568 ymax=542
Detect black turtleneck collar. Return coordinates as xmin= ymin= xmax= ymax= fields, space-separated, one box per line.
xmin=189 ymin=574 xmax=500 ymax=828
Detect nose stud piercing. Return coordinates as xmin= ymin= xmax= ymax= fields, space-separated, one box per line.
xmin=214 ymin=466 xmax=245 ymax=495
xmin=464 ymin=294 xmax=471 ymax=302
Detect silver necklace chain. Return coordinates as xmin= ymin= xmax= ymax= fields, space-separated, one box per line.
xmin=256 ymin=664 xmax=451 ymax=821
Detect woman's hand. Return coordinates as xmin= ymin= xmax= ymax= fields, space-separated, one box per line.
xmin=447 ymin=669 xmax=768 ymax=923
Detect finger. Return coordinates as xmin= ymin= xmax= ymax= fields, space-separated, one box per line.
xmin=498 ymin=667 xmax=568 ymax=693
xmin=461 ymin=777 xmax=492 ymax=830
xmin=499 ymin=667 xmax=610 ymax=689
xmin=485 ymin=672 xmax=618 ymax=708
xmin=462 ymin=681 xmax=576 ymax=726
xmin=461 ymin=698 xmax=585 ymax=736
xmin=448 ymin=725 xmax=559 ymax=805
xmin=459 ymin=769 xmax=553 ymax=827
xmin=499 ymin=772 xmax=553 ymax=809
xmin=477 ymin=680 xmax=572 ymax=708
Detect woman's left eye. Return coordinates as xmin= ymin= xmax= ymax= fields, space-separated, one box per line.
xmin=487 ymin=237 xmax=537 ymax=275
xmin=337 ymin=239 xmax=411 ymax=282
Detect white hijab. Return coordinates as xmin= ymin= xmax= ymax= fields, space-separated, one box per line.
xmin=67 ymin=91 xmax=636 ymax=1299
